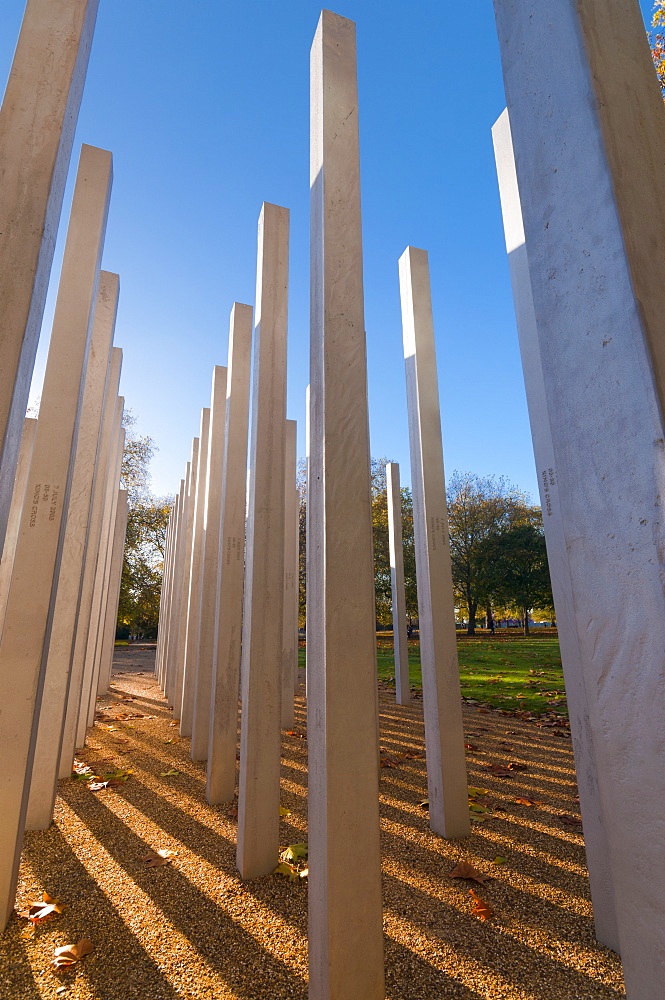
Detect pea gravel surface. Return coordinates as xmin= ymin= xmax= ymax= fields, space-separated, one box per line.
xmin=2 ymin=646 xmax=625 ymax=999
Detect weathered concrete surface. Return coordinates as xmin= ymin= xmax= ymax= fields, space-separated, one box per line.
xmin=96 ymin=488 xmax=129 ymax=695
xmin=0 ymin=0 xmax=99 ymax=555
xmin=492 ymin=108 xmax=619 ymax=952
xmin=236 ymin=204 xmax=288 ymax=879
xmin=173 ymin=441 xmax=199 ymax=720
xmin=386 ymin=462 xmax=410 ymax=706
xmin=206 ymin=304 xmax=252 ymax=806
xmin=308 ymin=12 xmax=385 ymax=1000
xmin=492 ymin=2 xmax=665 ymax=993
xmin=0 ymin=143 xmax=111 ymax=929
xmin=399 ymin=246 xmax=469 ymax=840
xmin=26 ymin=270 xmax=118 ymax=831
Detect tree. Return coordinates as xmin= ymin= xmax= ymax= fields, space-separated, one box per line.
xmin=649 ymin=1 xmax=665 ymax=97
xmin=446 ymin=471 xmax=535 ymax=635
xmin=117 ymin=412 xmax=173 ymax=639
xmin=479 ymin=520 xmax=553 ymax=635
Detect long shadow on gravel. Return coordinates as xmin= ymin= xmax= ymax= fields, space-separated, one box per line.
xmin=19 ymin=826 xmax=184 ymax=1000
xmin=59 ymin=784 xmax=307 ymax=999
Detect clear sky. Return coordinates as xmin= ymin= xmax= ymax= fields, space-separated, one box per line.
xmin=0 ymin=1 xmax=657 ymax=501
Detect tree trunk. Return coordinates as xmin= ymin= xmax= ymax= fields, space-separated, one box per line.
xmin=466 ymin=593 xmax=477 ymax=636
xmin=486 ymin=603 xmax=495 ymax=633
xmin=523 ymin=607 xmax=530 ymax=636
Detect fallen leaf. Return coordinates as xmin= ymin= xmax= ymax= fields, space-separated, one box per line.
xmin=559 ymin=813 xmax=582 ymax=826
xmin=379 ymin=756 xmax=399 ymax=769
xmin=418 ymin=799 xmax=429 ymax=811
xmin=299 ymin=868 xmax=309 ymax=878
xmin=160 ymin=770 xmax=180 ymax=777
xmin=469 ymin=889 xmax=494 ymax=920
xmin=402 ymin=749 xmax=425 ymax=760
xmin=52 ymin=938 xmax=94 ymax=968
xmin=469 ymin=803 xmax=490 ymax=814
xmin=469 ymin=813 xmax=488 ymax=823
xmin=493 ymin=856 xmax=508 ymax=865
xmin=273 ymin=862 xmax=298 ymax=880
xmin=143 ymin=849 xmax=176 ymax=867
xmin=464 ymin=743 xmax=478 ymax=751
xmin=22 ymin=893 xmax=65 ymax=923
xmin=447 ymin=862 xmax=487 ymax=884
xmin=169 ymin=720 xmax=179 ymax=727
xmin=280 ymin=843 xmax=307 ymax=862
xmin=279 ymin=806 xmax=291 ymax=817
xmin=164 ymin=739 xmax=175 ymax=744
xmin=467 ymin=787 xmax=488 ymax=797
xmin=226 ymin=806 xmax=238 ymax=819
xmin=484 ymin=763 xmax=511 ymax=777
xmin=88 ymin=782 xmax=110 ymax=791
xmin=507 ymin=762 xmax=528 ymax=771
xmin=515 ymin=797 xmax=543 ymax=807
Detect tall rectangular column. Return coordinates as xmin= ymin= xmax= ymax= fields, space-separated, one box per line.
xmin=173 ymin=441 xmax=199 ymax=717
xmin=0 ymin=418 xmax=37 ymax=629
xmin=58 ymin=350 xmax=121 ymax=778
xmin=281 ymin=419 xmax=298 ymax=729
xmin=96 ymin=488 xmax=129 ymax=695
xmin=191 ymin=369 xmax=227 ymax=761
xmin=236 ymin=203 xmax=289 ymax=879
xmin=491 ymin=3 xmax=665 ymax=993
xmin=207 ymin=303 xmax=252 ymax=806
xmin=386 ymin=463 xmax=410 ymax=706
xmin=0 ymin=143 xmax=111 ymax=929
xmin=26 ymin=270 xmax=118 ymax=831
xmin=179 ymin=408 xmax=210 ymax=737
xmin=0 ymin=0 xmax=99 ymax=554
xmin=164 ymin=476 xmax=187 ymax=704
xmin=492 ymin=108 xmax=618 ymax=952
xmin=399 ymin=246 xmax=469 ymax=840
xmin=308 ymin=13 xmax=385 ymax=1000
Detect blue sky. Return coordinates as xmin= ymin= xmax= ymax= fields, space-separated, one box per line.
xmin=0 ymin=1 xmax=656 ymax=501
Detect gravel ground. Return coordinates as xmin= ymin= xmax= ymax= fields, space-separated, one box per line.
xmin=2 ymin=646 xmax=625 ymax=999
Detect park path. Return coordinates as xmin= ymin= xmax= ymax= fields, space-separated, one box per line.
xmin=0 ymin=646 xmax=625 ymax=1000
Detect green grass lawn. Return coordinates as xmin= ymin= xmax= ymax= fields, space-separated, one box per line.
xmin=300 ymin=632 xmax=567 ymax=718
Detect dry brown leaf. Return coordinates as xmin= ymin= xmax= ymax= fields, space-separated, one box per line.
xmin=226 ymin=806 xmax=238 ymax=819
xmin=447 ymin=862 xmax=487 ymax=885
xmin=143 ymin=849 xmax=177 ymax=867
xmin=52 ymin=938 xmax=94 ymax=968
xmin=469 ymin=888 xmax=494 ymax=920
xmin=464 ymin=743 xmax=478 ymax=751
xmin=515 ymin=797 xmax=543 ymax=807
xmin=484 ymin=763 xmax=511 ymax=777
xmin=559 ymin=813 xmax=582 ymax=826
xmin=379 ymin=756 xmax=399 ymax=769
xmin=22 ymin=893 xmax=65 ymax=923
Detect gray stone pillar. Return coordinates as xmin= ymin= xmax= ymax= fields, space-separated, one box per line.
xmin=0 ymin=143 xmax=111 ymax=929
xmin=236 ymin=203 xmax=289 ymax=879
xmin=173 ymin=441 xmax=199 ymax=719
xmin=191 ymin=368 xmax=227 ymax=761
xmin=180 ymin=407 xmax=210 ymax=737
xmin=0 ymin=0 xmax=99 ymax=554
xmin=491 ymin=3 xmax=665 ymax=992
xmin=0 ymin=418 xmax=37 ymax=629
xmin=308 ymin=13 xmax=385 ymax=999
xmin=399 ymin=246 xmax=470 ymax=840
xmin=386 ymin=463 xmax=410 ymax=706
xmin=58 ymin=349 xmax=121 ymax=779
xmin=281 ymin=419 xmax=298 ymax=729
xmin=26 ymin=270 xmax=118 ymax=831
xmin=491 ymin=107 xmax=618 ymax=952
xmin=206 ymin=303 xmax=252 ymax=806
xmin=96 ymin=488 xmax=129 ymax=695
xmin=164 ymin=477 xmax=186 ymax=704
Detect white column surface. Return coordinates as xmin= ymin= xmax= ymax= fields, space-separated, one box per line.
xmin=280 ymin=419 xmax=298 ymax=729
xmin=84 ymin=419 xmax=124 ymax=723
xmin=173 ymin=443 xmax=199 ymax=719
xmin=96 ymin=489 xmax=129 ymax=696
xmin=75 ymin=403 xmax=123 ymax=742
xmin=492 ymin=3 xmax=665 ymax=992
xmin=308 ymin=13 xmax=385 ymax=1000
xmin=0 ymin=418 xmax=37 ymax=629
xmin=0 ymin=0 xmax=99 ymax=555
xmin=167 ymin=461 xmax=192 ymax=709
xmin=0 ymin=143 xmax=111 ymax=929
xmin=236 ymin=203 xmax=289 ymax=879
xmin=180 ymin=408 xmax=210 ymax=737
xmin=386 ymin=463 xmax=410 ymax=706
xmin=492 ymin=108 xmax=618 ymax=951
xmin=206 ymin=303 xmax=252 ymax=806
xmin=191 ymin=368 xmax=227 ymax=761
xmin=399 ymin=245 xmax=470 ymax=840
xmin=304 ymin=383 xmax=311 ymax=699
xmin=164 ymin=477 xmax=186 ymax=703
xmin=157 ymin=494 xmax=179 ymax=688
xmin=26 ymin=270 xmax=118 ymax=831
xmin=58 ymin=349 xmax=121 ymax=778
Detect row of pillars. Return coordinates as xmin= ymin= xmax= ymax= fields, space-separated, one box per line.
xmin=154 ymin=13 xmax=472 ymax=1000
